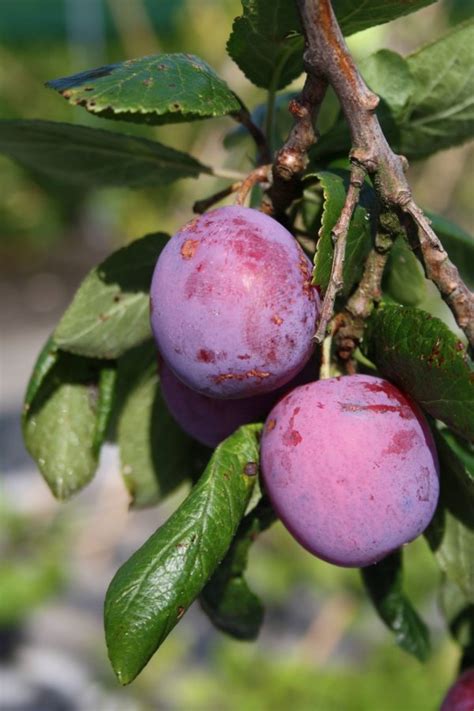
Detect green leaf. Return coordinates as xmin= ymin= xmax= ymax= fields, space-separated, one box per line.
xmin=426 ymin=212 xmax=474 ymax=290
xmin=47 ymin=54 xmax=241 ymax=125
xmin=364 ymin=306 xmax=474 ymax=441
xmin=334 ymin=0 xmax=436 ymax=36
xmin=312 ymin=171 xmax=374 ymax=295
xmin=104 ymin=424 xmax=261 ymax=684
xmin=361 ymin=550 xmax=431 ymax=661
xmin=435 ymin=427 xmax=474 ymax=524
xmin=93 ymin=365 xmax=117 ymax=456
xmin=383 ymin=236 xmax=426 ymax=306
xmin=440 ymin=576 xmax=474 ymax=669
xmin=0 ymin=120 xmax=211 ymax=189
xmin=227 ymin=1 xmax=304 ymax=90
xmin=315 ymin=22 xmax=474 ymax=161
xmin=401 ymin=20 xmax=474 ymax=158
xmin=22 ymin=336 xmax=59 ymax=425
xmin=226 ymin=0 xmax=435 ymax=90
xmin=429 ymin=509 xmax=474 ymax=605
xmin=200 ymin=498 xmax=275 ymax=640
xmin=359 ymin=50 xmax=415 ymax=116
xmin=23 ymin=351 xmax=106 ymax=499
xmin=54 ymin=233 xmax=167 ymax=359
xmin=116 ymin=342 xmax=205 ymax=508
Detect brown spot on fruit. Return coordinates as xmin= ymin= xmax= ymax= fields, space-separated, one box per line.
xmin=213 ymin=370 xmax=270 ymax=383
xmin=267 ymin=418 xmax=276 ymax=431
xmin=244 ymin=462 xmax=258 ymax=476
xmin=416 ymin=467 xmax=431 ymax=502
xmin=177 ymin=606 xmax=185 ymax=619
xmin=272 ymin=315 xmax=283 ymax=326
xmin=181 ymin=239 xmax=199 ymax=259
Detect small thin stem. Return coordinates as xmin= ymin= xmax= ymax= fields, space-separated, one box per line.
xmin=314 ymin=163 xmax=366 ymax=343
xmin=404 ymin=200 xmax=474 ymax=343
xmin=265 ymin=86 xmax=276 ymax=155
xmin=211 ymin=167 xmax=249 ymax=181
xmin=193 ymin=182 xmax=241 ymax=214
xmin=231 ymin=101 xmax=271 ymax=165
xmin=234 ymin=165 xmax=272 ymax=206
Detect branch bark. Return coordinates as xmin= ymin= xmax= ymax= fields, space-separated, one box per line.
xmin=333 ymin=211 xmax=400 ymax=365
xmin=295 ymin=0 xmax=474 ymax=346
xmin=262 ymin=73 xmax=327 ymax=217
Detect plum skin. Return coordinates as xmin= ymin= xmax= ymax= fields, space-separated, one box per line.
xmin=440 ymin=669 xmax=474 ymax=711
xmin=159 ymin=357 xmax=318 ymax=449
xmin=159 ymin=359 xmax=276 ymax=448
xmin=150 ymin=205 xmax=320 ymax=399
xmin=260 ymin=374 xmax=440 ymax=568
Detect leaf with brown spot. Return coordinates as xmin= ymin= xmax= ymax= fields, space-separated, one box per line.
xmin=364 ymin=306 xmax=474 ymax=441
xmin=46 ymin=53 xmax=241 ymax=125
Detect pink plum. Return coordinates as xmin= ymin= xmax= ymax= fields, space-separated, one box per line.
xmin=150 ymin=206 xmax=319 ymax=399
xmin=440 ymin=669 xmax=474 ymax=711
xmin=261 ymin=374 xmax=440 ymax=568
xmin=159 ymin=357 xmax=318 ymax=449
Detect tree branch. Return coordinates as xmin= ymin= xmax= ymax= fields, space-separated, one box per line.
xmin=314 ymin=162 xmax=366 ymax=343
xmin=333 ymin=211 xmax=400 ymax=365
xmin=297 ymin=0 xmax=474 ymax=346
xmin=262 ymin=73 xmax=327 ymax=217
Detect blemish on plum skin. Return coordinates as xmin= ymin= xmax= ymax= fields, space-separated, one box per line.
xmin=237 ymin=354 xmax=251 ymax=360
xmin=339 ymin=401 xmax=413 ymax=419
xmin=382 ymin=429 xmax=417 ymax=456
xmin=180 ymin=239 xmax=199 ymax=259
xmin=282 ymin=407 xmax=302 ymax=446
xmin=272 ymin=314 xmax=283 ymax=326
xmin=267 ymin=418 xmax=276 ymax=432
xmin=196 ymin=348 xmax=216 ymax=363
xmin=416 ymin=466 xmax=431 ymax=502
xmin=213 ymin=369 xmax=270 ymax=383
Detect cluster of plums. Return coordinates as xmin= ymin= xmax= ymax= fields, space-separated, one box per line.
xmin=150 ymin=206 xmax=439 ymax=568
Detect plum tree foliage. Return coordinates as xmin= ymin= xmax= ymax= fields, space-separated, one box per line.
xmin=4 ymin=0 xmax=473 ymax=695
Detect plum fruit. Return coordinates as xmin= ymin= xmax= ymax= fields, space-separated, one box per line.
xmin=440 ymin=669 xmax=474 ymax=711
xmin=260 ymin=374 xmax=439 ymax=568
xmin=150 ymin=205 xmax=319 ymax=399
xmin=159 ymin=356 xmax=318 ymax=448
xmin=159 ymin=359 xmax=276 ymax=448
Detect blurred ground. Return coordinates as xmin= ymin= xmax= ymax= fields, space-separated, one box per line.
xmin=0 ymin=1 xmax=472 ymax=709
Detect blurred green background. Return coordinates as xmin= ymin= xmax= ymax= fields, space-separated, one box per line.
xmin=0 ymin=1 xmax=472 ymax=709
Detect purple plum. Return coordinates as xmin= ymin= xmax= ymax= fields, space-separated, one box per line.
xmin=159 ymin=357 xmax=319 ymax=448
xmin=261 ymin=374 xmax=440 ymax=568
xmin=440 ymin=669 xmax=474 ymax=711
xmin=150 ymin=206 xmax=320 ymax=399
